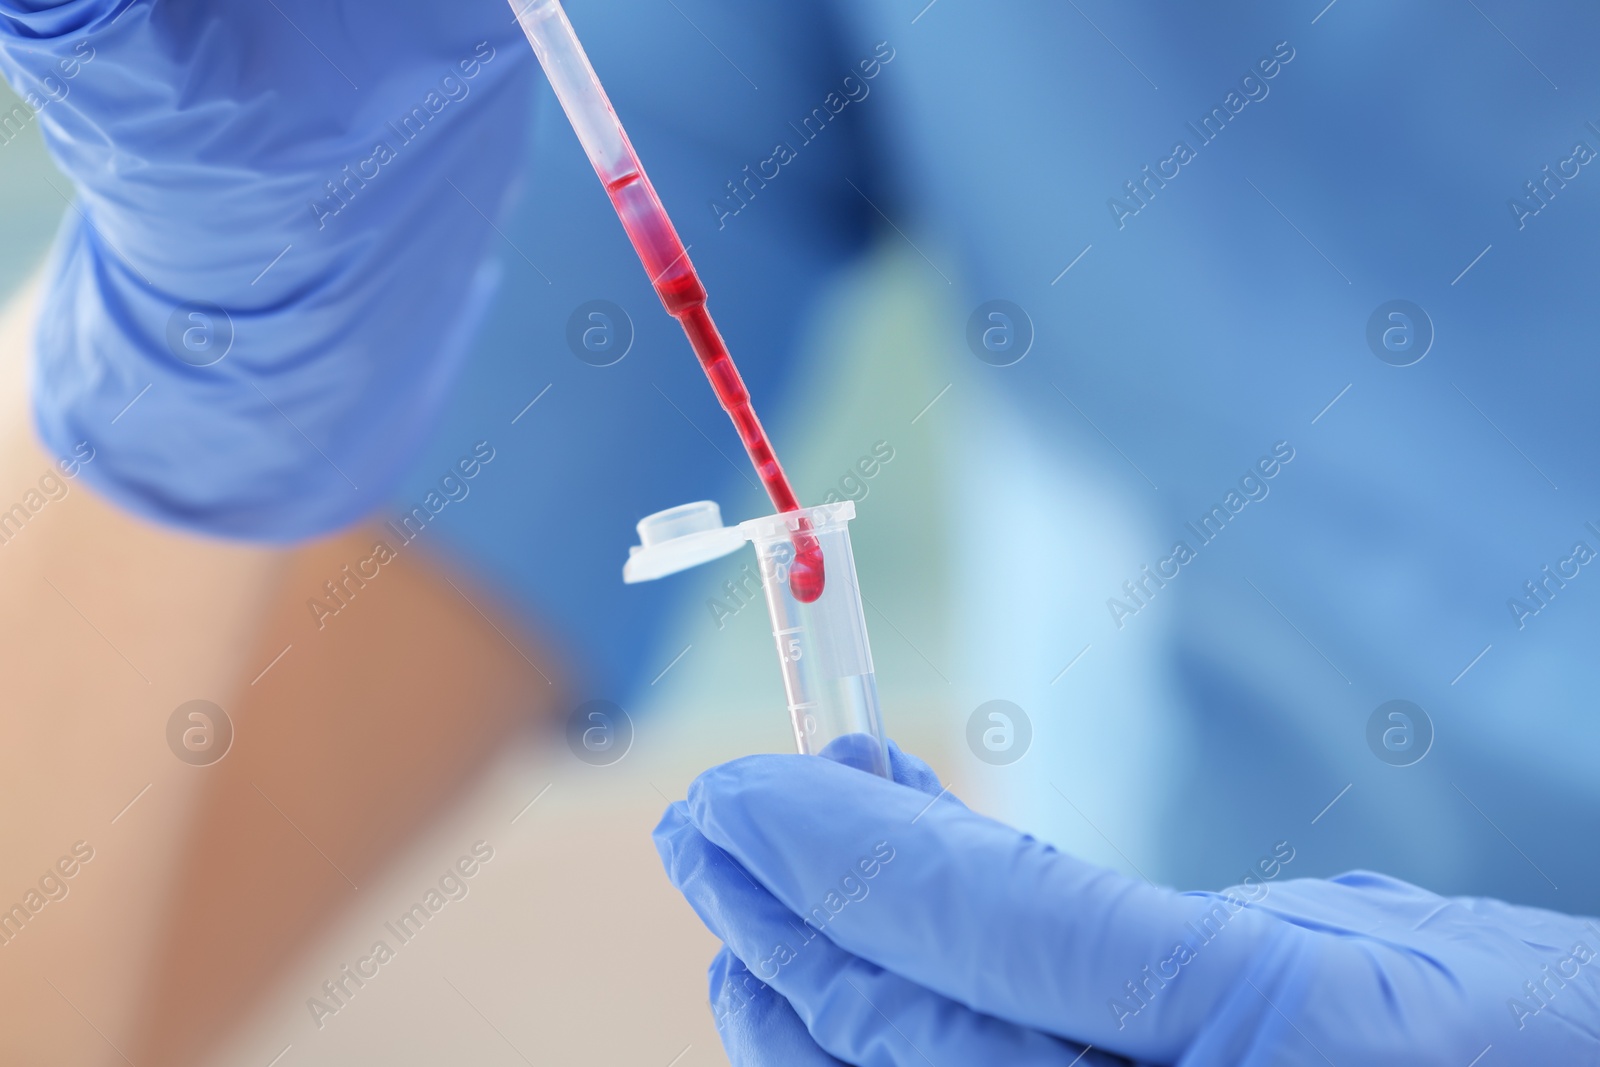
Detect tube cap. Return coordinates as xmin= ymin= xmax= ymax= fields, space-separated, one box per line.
xmin=623 ymin=501 xmax=745 ymax=583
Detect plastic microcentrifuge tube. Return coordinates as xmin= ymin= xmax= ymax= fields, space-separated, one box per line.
xmin=740 ymin=503 xmax=888 ymax=776
xmin=510 ymin=0 xmax=827 ymax=604
xmin=625 ymin=501 xmax=890 ymax=778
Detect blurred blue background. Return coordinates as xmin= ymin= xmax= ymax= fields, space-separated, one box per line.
xmin=5 ymin=0 xmax=1597 ymax=937
xmin=405 ymin=0 xmax=1600 ymax=918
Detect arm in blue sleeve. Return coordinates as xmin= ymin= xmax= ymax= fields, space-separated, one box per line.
xmin=0 ymin=0 xmax=532 ymax=540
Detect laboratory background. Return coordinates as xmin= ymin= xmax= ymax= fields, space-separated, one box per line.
xmin=1 ymin=0 xmax=1598 ymax=1064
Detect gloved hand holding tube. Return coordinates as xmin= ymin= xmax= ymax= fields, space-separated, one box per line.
xmin=656 ymin=744 xmax=1600 ymax=1066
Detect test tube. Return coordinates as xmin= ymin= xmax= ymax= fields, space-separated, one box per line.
xmin=739 ymin=502 xmax=889 ymax=778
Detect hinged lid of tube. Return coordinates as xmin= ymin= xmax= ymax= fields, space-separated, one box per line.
xmin=623 ymin=501 xmax=745 ymax=583
xmin=623 ymin=500 xmax=859 ymax=583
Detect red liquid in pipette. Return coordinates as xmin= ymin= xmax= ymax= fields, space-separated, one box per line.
xmin=604 ymin=171 xmax=825 ymax=602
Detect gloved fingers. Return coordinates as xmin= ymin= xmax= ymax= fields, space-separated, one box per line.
xmin=884 ymin=738 xmax=954 ymax=800
xmin=682 ymin=753 xmax=1280 ymax=1063
xmin=656 ymin=805 xmax=1125 ymax=1066
xmin=708 ymin=946 xmax=849 ymax=1067
xmin=769 ymin=736 xmax=955 ymax=801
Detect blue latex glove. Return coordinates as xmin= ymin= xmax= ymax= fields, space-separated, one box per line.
xmin=0 ymin=0 xmax=531 ymax=539
xmin=655 ymin=744 xmax=1600 ymax=1066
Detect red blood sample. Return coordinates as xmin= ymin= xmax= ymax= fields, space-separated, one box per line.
xmin=605 ymin=169 xmax=826 ymax=602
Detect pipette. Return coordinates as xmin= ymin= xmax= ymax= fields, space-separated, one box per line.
xmin=510 ymin=0 xmax=826 ymax=603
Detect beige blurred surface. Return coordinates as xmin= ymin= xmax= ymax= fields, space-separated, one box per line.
xmin=0 ymin=276 xmax=288 ymax=1066
xmin=203 ymin=730 xmax=737 ymax=1066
